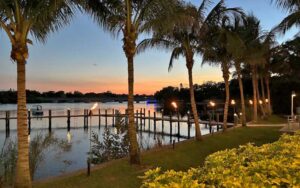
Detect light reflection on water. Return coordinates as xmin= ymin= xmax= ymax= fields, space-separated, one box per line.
xmin=0 ymin=102 xmax=216 ymax=180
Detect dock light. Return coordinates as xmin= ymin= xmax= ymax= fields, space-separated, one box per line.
xmin=259 ymin=100 xmax=263 ymax=105
xmin=265 ymin=99 xmax=269 ymax=103
xmin=291 ymin=91 xmax=296 ymax=118
xmin=87 ymin=102 xmax=98 ymax=176
xmin=249 ymin=100 xmax=253 ymax=105
xmin=209 ymin=101 xmax=216 ymax=107
xmin=171 ymin=101 xmax=178 ymax=109
xmin=239 ymin=112 xmax=242 ymax=116
xmin=231 ymin=99 xmax=236 ymax=105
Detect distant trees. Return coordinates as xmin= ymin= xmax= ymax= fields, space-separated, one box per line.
xmin=0 ymin=90 xmax=150 ymax=104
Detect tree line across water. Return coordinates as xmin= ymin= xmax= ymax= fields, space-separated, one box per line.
xmin=0 ymin=90 xmax=151 ymax=104
xmin=1 ymin=0 xmax=300 ymax=187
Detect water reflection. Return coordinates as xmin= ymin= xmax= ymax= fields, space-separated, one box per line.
xmin=0 ymin=102 xmax=217 ymax=182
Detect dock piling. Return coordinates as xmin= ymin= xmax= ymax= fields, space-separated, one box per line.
xmin=28 ymin=110 xmax=31 ymax=134
xmin=49 ymin=110 xmax=52 ymax=132
xmin=67 ymin=109 xmax=71 ymax=131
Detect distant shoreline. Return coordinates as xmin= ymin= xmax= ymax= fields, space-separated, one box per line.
xmin=0 ymin=97 xmax=155 ymax=105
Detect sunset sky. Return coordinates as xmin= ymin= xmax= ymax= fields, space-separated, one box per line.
xmin=0 ymin=0 xmax=297 ymax=95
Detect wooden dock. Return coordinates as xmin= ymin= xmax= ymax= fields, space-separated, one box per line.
xmin=0 ymin=108 xmax=235 ymax=138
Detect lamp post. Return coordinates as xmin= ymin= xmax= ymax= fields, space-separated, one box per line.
xmin=171 ymin=101 xmax=178 ymax=117
xmin=291 ymin=91 xmax=296 ymax=118
xmin=87 ymin=103 xmax=98 ymax=176
xmin=231 ymin=99 xmax=236 ymax=114
xmin=209 ymin=101 xmax=216 ymax=120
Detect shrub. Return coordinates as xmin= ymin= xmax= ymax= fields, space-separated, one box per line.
xmin=141 ymin=132 xmax=300 ymax=187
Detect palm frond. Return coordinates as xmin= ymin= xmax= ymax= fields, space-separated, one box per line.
xmin=136 ymin=38 xmax=179 ymax=54
xmin=272 ymin=11 xmax=300 ymax=34
xmin=168 ymin=47 xmax=184 ymax=72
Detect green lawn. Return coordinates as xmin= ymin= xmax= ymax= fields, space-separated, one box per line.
xmin=256 ymin=115 xmax=287 ymax=124
xmin=34 ymin=127 xmax=282 ymax=188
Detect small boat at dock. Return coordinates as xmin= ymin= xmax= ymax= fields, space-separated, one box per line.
xmin=31 ymin=105 xmax=44 ymax=116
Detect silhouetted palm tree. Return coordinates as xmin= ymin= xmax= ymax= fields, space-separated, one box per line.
xmin=0 ymin=1 xmax=76 ymax=187
xmin=201 ymin=17 xmax=234 ymax=131
xmin=240 ymin=15 xmax=264 ymax=122
xmin=138 ymin=0 xmax=241 ymax=139
xmin=225 ymin=15 xmax=247 ymax=126
xmin=82 ymin=0 xmax=179 ymax=164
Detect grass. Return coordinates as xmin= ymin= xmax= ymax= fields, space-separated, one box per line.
xmin=34 ymin=127 xmax=282 ymax=188
xmin=256 ymin=115 xmax=287 ymax=124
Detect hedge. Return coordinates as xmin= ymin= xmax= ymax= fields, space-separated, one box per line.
xmin=141 ymin=132 xmax=300 ymax=187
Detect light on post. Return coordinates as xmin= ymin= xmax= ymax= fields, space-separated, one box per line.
xmin=291 ymin=91 xmax=296 ymax=118
xmin=171 ymin=101 xmax=178 ymax=110
xmin=231 ymin=99 xmax=236 ymax=106
xmin=249 ymin=100 xmax=253 ymax=105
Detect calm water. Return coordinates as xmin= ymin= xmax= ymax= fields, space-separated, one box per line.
xmin=0 ymin=102 xmax=214 ymax=180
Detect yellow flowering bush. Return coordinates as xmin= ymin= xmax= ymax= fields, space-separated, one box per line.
xmin=141 ymin=132 xmax=300 ymax=187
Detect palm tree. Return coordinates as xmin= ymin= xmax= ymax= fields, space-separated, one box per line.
xmin=0 ymin=1 xmax=75 ymax=187
xmin=238 ymin=15 xmax=263 ymax=122
xmin=83 ymin=0 xmax=179 ymax=164
xmin=201 ymin=18 xmax=234 ymax=131
xmin=225 ymin=16 xmax=247 ymax=126
xmin=138 ymin=0 xmax=241 ymax=139
xmin=261 ymin=32 xmax=277 ymax=115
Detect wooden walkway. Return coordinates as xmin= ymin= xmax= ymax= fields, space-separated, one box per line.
xmin=0 ymin=109 xmax=235 ymax=138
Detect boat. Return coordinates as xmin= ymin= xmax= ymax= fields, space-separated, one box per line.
xmin=31 ymin=105 xmax=44 ymax=116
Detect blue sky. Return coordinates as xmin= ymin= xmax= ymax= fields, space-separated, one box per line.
xmin=0 ymin=0 xmax=297 ymax=94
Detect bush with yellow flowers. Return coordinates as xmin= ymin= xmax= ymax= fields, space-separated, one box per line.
xmin=140 ymin=132 xmax=300 ymax=187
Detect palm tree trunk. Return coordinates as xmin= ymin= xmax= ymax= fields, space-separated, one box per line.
xmin=260 ymin=77 xmax=267 ymax=114
xmin=265 ymin=76 xmax=272 ymax=115
xmin=222 ymin=63 xmax=229 ymax=131
xmin=15 ymin=59 xmax=32 ymax=188
xmin=257 ymin=77 xmax=266 ymax=118
xmin=124 ymin=0 xmax=140 ymax=165
xmin=127 ymin=54 xmax=140 ymax=165
xmin=251 ymin=65 xmax=258 ymax=122
xmin=187 ymin=65 xmax=202 ymax=140
xmin=236 ymin=63 xmax=246 ymax=126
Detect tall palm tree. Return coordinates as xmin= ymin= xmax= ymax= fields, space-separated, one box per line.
xmin=0 ymin=1 xmax=75 ymax=187
xmin=83 ymin=0 xmax=178 ymax=164
xmin=138 ymin=0 xmax=241 ymax=139
xmin=223 ymin=15 xmax=247 ymax=126
xmin=261 ymin=31 xmax=277 ymax=115
xmin=239 ymin=15 xmax=263 ymax=122
xmin=201 ymin=17 xmax=234 ymax=131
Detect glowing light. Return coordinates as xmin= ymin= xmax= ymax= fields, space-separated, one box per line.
xmin=209 ymin=101 xmax=216 ymax=107
xmin=231 ymin=99 xmax=236 ymax=105
xmin=259 ymin=100 xmax=263 ymax=105
xmin=265 ymin=99 xmax=269 ymax=103
xmin=171 ymin=102 xmax=178 ymax=109
xmin=239 ymin=112 xmax=243 ymax=116
xmin=67 ymin=131 xmax=72 ymax=143
xmin=90 ymin=103 xmax=98 ymax=110
xmin=292 ymin=91 xmax=296 ymax=97
xmin=249 ymin=100 xmax=253 ymax=105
